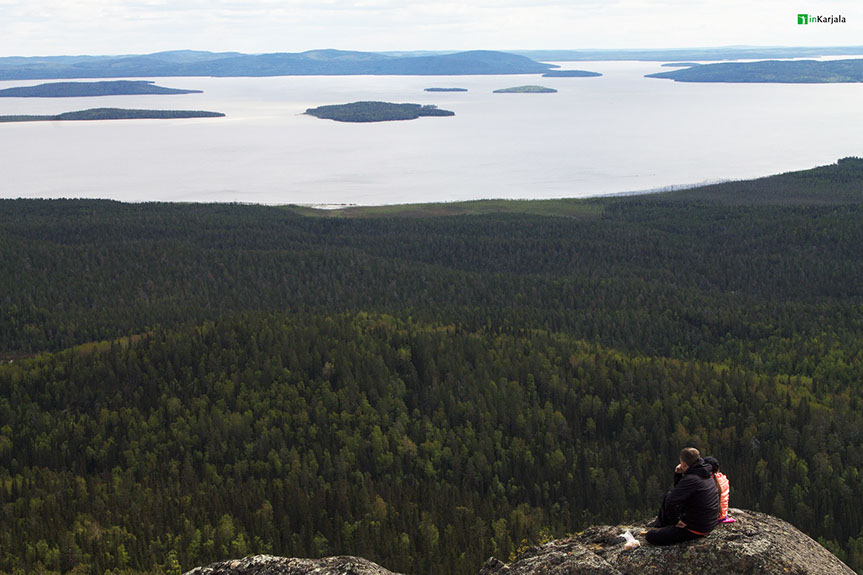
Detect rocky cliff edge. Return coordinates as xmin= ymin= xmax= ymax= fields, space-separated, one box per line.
xmin=184 ymin=509 xmax=855 ymax=575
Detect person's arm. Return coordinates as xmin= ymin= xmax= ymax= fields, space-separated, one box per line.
xmin=673 ymin=463 xmax=686 ymax=486
xmin=664 ymin=475 xmax=695 ymax=512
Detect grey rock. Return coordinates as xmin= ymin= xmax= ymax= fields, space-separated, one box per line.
xmin=484 ymin=508 xmax=855 ymax=575
xmin=183 ymin=554 xmax=405 ymax=575
xmin=184 ymin=509 xmax=855 ymax=575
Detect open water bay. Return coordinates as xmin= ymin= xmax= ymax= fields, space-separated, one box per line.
xmin=1 ymin=59 xmax=862 ymax=205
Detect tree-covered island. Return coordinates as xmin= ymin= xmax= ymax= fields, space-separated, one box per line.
xmin=0 ymin=80 xmax=203 ymax=97
xmin=647 ymin=58 xmax=863 ymax=82
xmin=0 ymin=108 xmax=225 ymax=122
xmin=541 ymin=70 xmax=602 ymax=77
xmin=305 ymin=101 xmax=455 ymax=122
xmin=424 ymin=87 xmax=468 ymax=92
xmin=493 ymin=85 xmax=558 ymax=93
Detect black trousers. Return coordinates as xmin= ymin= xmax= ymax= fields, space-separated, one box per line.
xmin=655 ymin=491 xmax=677 ymax=527
xmin=646 ymin=490 xmax=705 ymax=545
xmin=645 ymin=525 xmax=703 ymax=545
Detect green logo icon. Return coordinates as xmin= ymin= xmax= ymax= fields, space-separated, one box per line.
xmin=798 ymin=13 xmax=808 ymax=24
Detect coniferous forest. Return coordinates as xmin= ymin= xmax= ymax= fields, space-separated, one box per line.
xmin=3 ymin=158 xmax=863 ymax=574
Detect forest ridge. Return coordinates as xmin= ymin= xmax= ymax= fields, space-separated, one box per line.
xmin=2 ymin=158 xmax=863 ymax=574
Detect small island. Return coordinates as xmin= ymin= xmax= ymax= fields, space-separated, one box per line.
xmin=660 ymin=62 xmax=702 ymax=68
xmin=541 ymin=70 xmax=602 ymax=77
xmin=424 ymin=87 xmax=468 ymax=92
xmin=0 ymin=80 xmax=203 ymax=98
xmin=0 ymin=108 xmax=225 ymax=123
xmin=646 ymin=58 xmax=863 ymax=83
xmin=493 ymin=85 xmax=557 ymax=93
xmin=305 ymin=101 xmax=454 ymax=123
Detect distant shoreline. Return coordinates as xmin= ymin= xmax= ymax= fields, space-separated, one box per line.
xmin=0 ymin=108 xmax=225 ymax=122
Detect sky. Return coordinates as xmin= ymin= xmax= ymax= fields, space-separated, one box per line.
xmin=1 ymin=0 xmax=862 ymax=57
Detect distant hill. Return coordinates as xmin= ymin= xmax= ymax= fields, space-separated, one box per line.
xmin=305 ymin=101 xmax=454 ymax=122
xmin=0 ymin=107 xmax=224 ymax=122
xmin=0 ymin=49 xmax=553 ymax=80
xmin=646 ymin=58 xmax=863 ymax=82
xmin=660 ymin=62 xmax=702 ymax=67
xmin=0 ymin=80 xmax=202 ymax=97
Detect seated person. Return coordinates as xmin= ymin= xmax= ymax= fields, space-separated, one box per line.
xmin=646 ymin=447 xmax=720 ymax=545
xmin=703 ymin=456 xmax=734 ymax=523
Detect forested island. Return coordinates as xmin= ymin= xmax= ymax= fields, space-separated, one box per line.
xmin=646 ymin=58 xmax=863 ymax=82
xmin=513 ymin=46 xmax=863 ymax=61
xmin=493 ymin=85 xmax=557 ymax=93
xmin=660 ymin=62 xmax=701 ymax=67
xmin=305 ymin=101 xmax=454 ymax=122
xmin=424 ymin=87 xmax=468 ymax=92
xmin=0 ymin=107 xmax=225 ymax=122
xmin=0 ymin=80 xmax=202 ymax=97
xmin=3 ymin=158 xmax=863 ymax=574
xmin=541 ymin=70 xmax=602 ymax=77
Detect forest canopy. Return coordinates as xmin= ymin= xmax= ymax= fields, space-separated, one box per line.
xmin=2 ymin=158 xmax=863 ymax=574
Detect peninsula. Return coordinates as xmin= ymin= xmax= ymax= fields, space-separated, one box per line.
xmin=493 ymin=85 xmax=557 ymax=93
xmin=305 ymin=101 xmax=454 ymax=122
xmin=0 ymin=80 xmax=202 ymax=97
xmin=0 ymin=107 xmax=224 ymax=122
xmin=646 ymin=58 xmax=863 ymax=82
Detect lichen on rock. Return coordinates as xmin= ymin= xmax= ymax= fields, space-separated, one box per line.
xmin=480 ymin=509 xmax=855 ymax=575
xmin=183 ymin=554 xmax=406 ymax=575
xmin=184 ymin=509 xmax=855 ymax=575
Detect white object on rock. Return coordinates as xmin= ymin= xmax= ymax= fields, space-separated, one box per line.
xmin=622 ymin=530 xmax=641 ymax=550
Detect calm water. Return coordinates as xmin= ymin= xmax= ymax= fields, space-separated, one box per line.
xmin=1 ymin=59 xmax=862 ymax=205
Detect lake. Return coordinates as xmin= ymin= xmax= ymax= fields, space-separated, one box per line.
xmin=1 ymin=58 xmax=862 ymax=205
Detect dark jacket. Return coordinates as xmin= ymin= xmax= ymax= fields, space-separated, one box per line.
xmin=664 ymin=458 xmax=720 ymax=533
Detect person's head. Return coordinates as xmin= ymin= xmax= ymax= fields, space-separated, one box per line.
xmin=703 ymin=456 xmax=720 ymax=473
xmin=680 ymin=447 xmax=701 ymax=469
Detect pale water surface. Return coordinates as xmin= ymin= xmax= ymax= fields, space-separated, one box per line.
xmin=1 ymin=59 xmax=862 ymax=205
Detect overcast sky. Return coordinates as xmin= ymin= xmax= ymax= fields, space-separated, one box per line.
xmin=2 ymin=0 xmax=862 ymax=57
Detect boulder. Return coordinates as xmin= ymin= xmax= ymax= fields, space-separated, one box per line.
xmin=184 ymin=509 xmax=855 ymax=575
xmin=480 ymin=508 xmax=855 ymax=575
xmin=183 ymin=554 xmax=405 ymax=575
